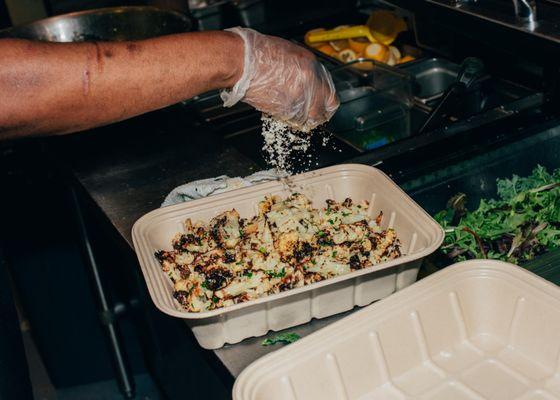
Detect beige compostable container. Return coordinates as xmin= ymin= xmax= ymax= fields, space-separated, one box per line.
xmin=132 ymin=164 xmax=444 ymax=349
xmin=234 ymin=260 xmax=560 ymax=400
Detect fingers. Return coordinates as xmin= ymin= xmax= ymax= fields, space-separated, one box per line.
xmin=301 ymin=62 xmax=340 ymax=131
xmin=222 ymin=28 xmax=339 ymax=132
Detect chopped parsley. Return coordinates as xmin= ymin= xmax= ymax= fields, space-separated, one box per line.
xmin=311 ymin=259 xmax=317 ymax=265
xmin=266 ymin=268 xmax=286 ymax=278
xmin=239 ymin=228 xmax=244 ymax=238
xmin=212 ymin=295 xmax=219 ymax=304
xmin=328 ymin=219 xmax=335 ymax=225
xmin=258 ymin=246 xmax=268 ymax=254
xmin=332 ymin=251 xmax=338 ymax=257
xmin=244 ymin=271 xmax=253 ymax=278
xmin=342 ymin=212 xmax=350 ymax=217
xmin=317 ymin=230 xmax=327 ymax=237
xmin=262 ymin=332 xmax=301 ymax=346
xmin=201 ymin=281 xmax=209 ymax=290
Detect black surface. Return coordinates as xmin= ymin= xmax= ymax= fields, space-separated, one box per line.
xmin=0 ymin=140 xmax=143 ymax=389
xmin=0 ymin=0 xmax=10 ymax=29
xmin=0 ymin=251 xmax=33 ymax=400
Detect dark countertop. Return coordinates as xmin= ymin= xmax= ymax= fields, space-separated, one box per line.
xmin=57 ymin=107 xmax=260 ymax=247
xmin=51 ymin=104 xmax=356 ymax=389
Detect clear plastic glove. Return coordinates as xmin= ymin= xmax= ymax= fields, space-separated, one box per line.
xmin=221 ymin=27 xmax=339 ymax=132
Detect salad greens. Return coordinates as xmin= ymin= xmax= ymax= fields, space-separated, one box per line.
xmin=435 ymin=166 xmax=560 ymax=264
xmin=261 ymin=332 xmax=301 ymax=346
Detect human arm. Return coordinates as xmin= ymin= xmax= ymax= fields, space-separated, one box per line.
xmin=0 ymin=31 xmax=243 ymax=140
xmin=0 ymin=28 xmax=339 ymax=141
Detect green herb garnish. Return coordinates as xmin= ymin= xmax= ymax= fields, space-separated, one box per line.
xmin=212 ymin=295 xmax=219 ymax=303
xmin=266 ymin=268 xmax=286 ymax=278
xmin=262 ymin=332 xmax=301 ymax=346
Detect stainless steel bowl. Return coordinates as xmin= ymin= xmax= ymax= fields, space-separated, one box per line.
xmin=0 ymin=6 xmax=192 ymax=42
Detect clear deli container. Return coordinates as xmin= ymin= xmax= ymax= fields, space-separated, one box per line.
xmin=132 ymin=164 xmax=444 ymax=349
xmin=234 ymin=260 xmax=560 ymax=400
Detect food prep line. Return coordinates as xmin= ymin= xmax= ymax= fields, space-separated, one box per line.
xmin=46 ymin=106 xmax=366 ymax=396
xmin=47 ymin=87 xmax=560 ymax=398
xmin=41 ymin=2 xmax=560 ymax=398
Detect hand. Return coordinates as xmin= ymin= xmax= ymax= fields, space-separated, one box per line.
xmin=221 ymin=28 xmax=339 ymax=132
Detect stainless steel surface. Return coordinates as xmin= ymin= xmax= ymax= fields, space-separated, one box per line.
xmin=0 ymin=6 xmax=191 ymax=41
xmin=402 ymin=58 xmax=460 ymax=103
xmin=418 ymin=0 xmax=560 ymax=40
xmin=513 ymin=0 xmax=537 ymax=22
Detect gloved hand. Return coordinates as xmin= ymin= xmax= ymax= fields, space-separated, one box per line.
xmin=221 ymin=27 xmax=339 ymax=132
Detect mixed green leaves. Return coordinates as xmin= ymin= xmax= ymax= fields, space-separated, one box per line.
xmin=435 ymin=166 xmax=560 ymax=264
xmin=261 ymin=332 xmax=301 ymax=346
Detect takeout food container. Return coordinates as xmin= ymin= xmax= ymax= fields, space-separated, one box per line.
xmin=234 ymin=260 xmax=560 ymax=399
xmin=132 ymin=164 xmax=444 ymax=349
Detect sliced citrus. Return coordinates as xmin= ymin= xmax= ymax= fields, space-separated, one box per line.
xmin=349 ymin=37 xmax=371 ymax=54
xmin=317 ymin=43 xmax=337 ymax=57
xmin=337 ymin=49 xmax=357 ymax=63
xmin=389 ymin=46 xmax=402 ymax=62
xmin=329 ymin=39 xmax=350 ymax=52
xmin=398 ymin=55 xmax=415 ymax=64
xmin=364 ymin=43 xmax=389 ymax=63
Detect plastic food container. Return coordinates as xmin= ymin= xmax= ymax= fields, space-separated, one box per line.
xmin=132 ymin=164 xmax=444 ymax=349
xmin=234 ymin=260 xmax=560 ymax=400
xmin=330 ymin=86 xmax=411 ymax=151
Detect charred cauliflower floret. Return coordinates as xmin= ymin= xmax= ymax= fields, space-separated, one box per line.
xmin=276 ymin=231 xmax=299 ymax=261
xmin=210 ymin=210 xmax=241 ymax=249
xmin=157 ymin=193 xmax=401 ymax=312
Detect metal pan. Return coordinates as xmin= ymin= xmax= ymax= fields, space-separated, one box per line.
xmin=0 ymin=6 xmax=192 ymax=42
